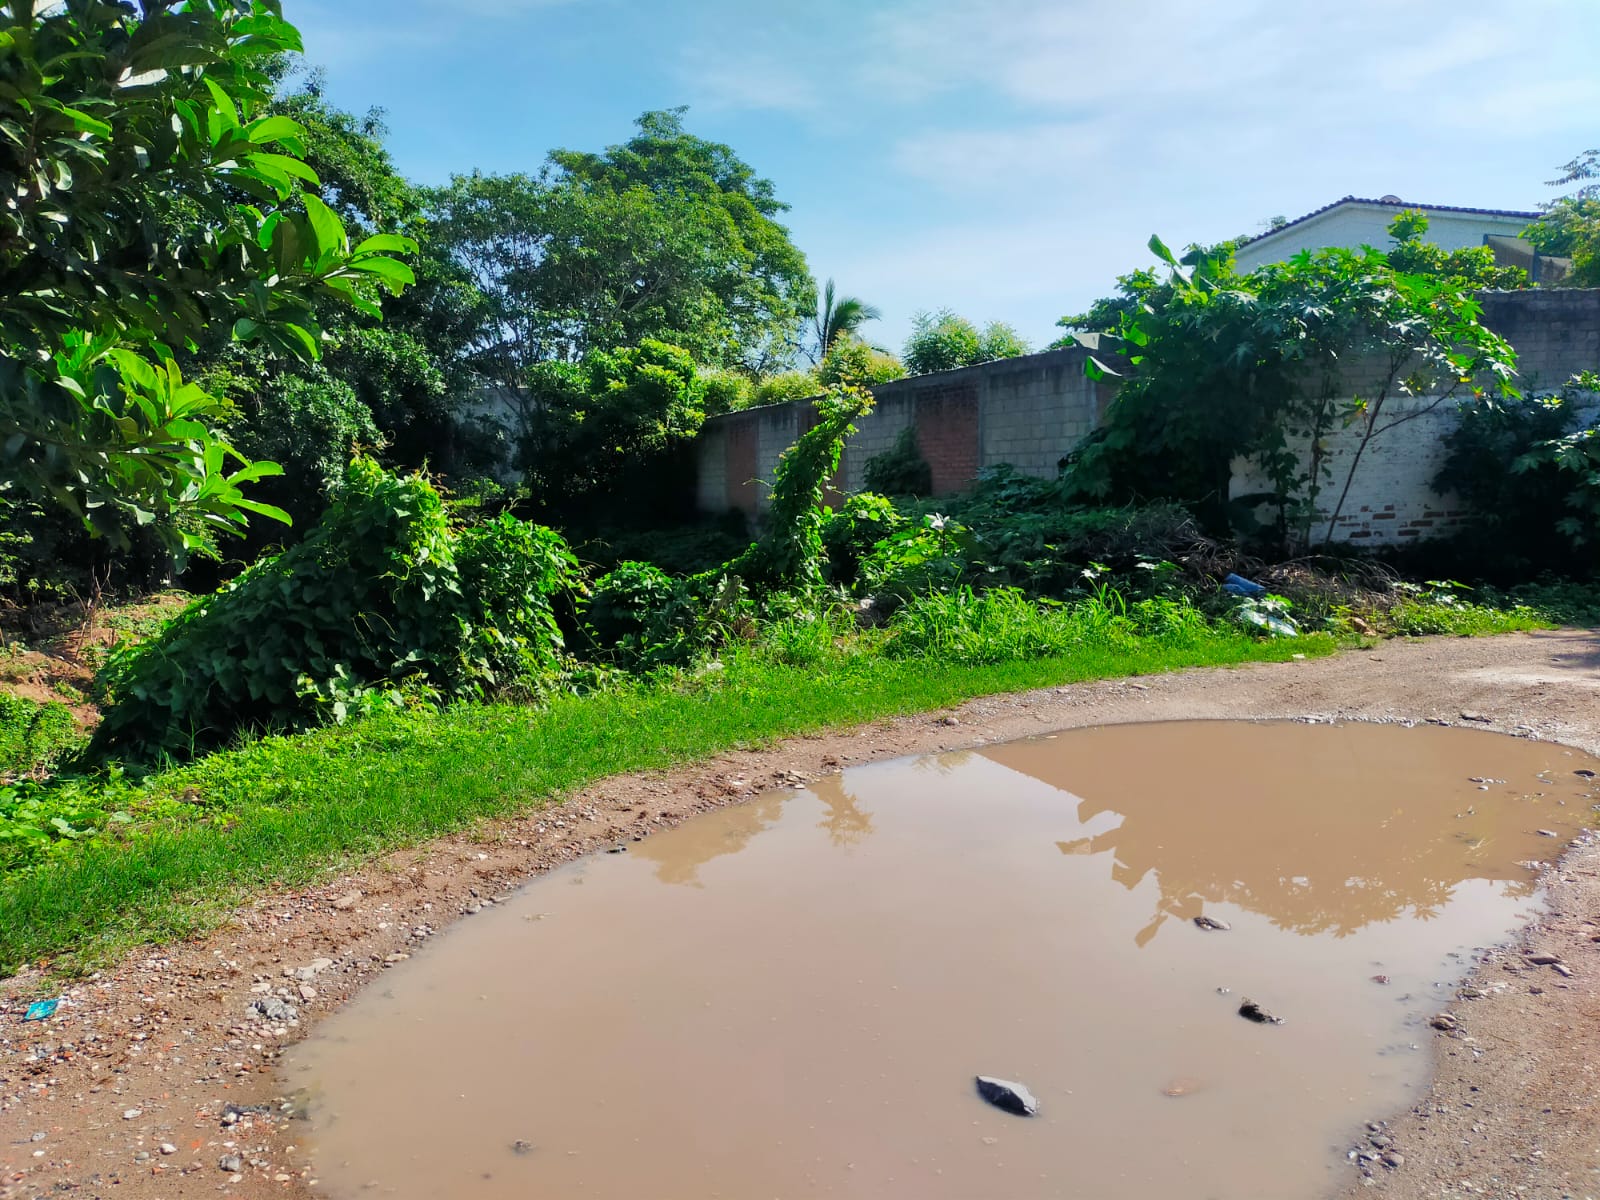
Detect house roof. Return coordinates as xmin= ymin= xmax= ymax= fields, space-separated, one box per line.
xmin=1238 ymin=195 xmax=1541 ymax=249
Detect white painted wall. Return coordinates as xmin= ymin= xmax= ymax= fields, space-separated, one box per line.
xmin=1234 ymin=202 xmax=1536 ymax=272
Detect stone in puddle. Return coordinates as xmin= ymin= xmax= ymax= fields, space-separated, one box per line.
xmin=975 ymin=1076 xmax=1038 ymax=1116
xmin=1192 ymin=915 xmax=1231 ymax=931
xmin=1237 ymin=999 xmax=1283 ymax=1025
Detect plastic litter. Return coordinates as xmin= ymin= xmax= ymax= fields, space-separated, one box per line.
xmin=23 ymin=998 xmax=59 ymax=1022
xmin=1222 ymin=573 xmax=1267 ymax=598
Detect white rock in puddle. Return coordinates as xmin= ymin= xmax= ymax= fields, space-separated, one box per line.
xmin=1192 ymin=915 xmax=1231 ymax=931
xmin=975 ymin=1076 xmax=1038 ymax=1116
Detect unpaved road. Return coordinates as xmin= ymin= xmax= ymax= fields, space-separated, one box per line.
xmin=2 ymin=630 xmax=1598 ymax=1200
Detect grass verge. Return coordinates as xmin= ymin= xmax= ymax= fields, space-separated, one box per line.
xmin=1 ymin=629 xmax=1330 ymax=975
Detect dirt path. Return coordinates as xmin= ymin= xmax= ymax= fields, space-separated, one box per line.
xmin=3 ymin=631 xmax=1598 ymax=1200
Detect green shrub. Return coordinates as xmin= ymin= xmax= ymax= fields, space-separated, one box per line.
xmin=858 ymin=513 xmax=976 ymax=600
xmin=903 ymin=310 xmax=1030 ymax=375
xmin=0 ymin=694 xmax=81 ymax=778
xmin=817 ymin=337 xmax=906 ymax=388
xmin=821 ymin=493 xmax=906 ymax=586
xmin=457 ymin=514 xmax=584 ymax=695
xmin=583 ymin=561 xmax=681 ymax=661
xmin=702 ymin=368 xmax=755 ymax=416
xmin=753 ymin=371 xmax=821 ymax=407
xmin=90 ymin=460 xmax=581 ymax=762
xmin=1436 ymin=386 xmax=1594 ymax=575
xmin=863 ymin=427 xmax=934 ymax=496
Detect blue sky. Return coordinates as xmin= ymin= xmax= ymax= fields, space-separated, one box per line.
xmin=290 ymin=0 xmax=1600 ymax=353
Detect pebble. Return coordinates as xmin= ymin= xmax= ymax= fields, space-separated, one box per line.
xmin=1382 ymin=1152 xmax=1405 ymax=1169
xmin=1527 ymin=953 xmax=1562 ymax=965
xmin=1552 ymin=963 xmax=1574 ymax=978
xmin=122 ymin=1108 xmax=142 ymax=1120
xmin=512 ymin=1139 xmax=535 ymax=1155
xmin=332 ymin=891 xmax=362 ymax=911
xmin=1238 ymin=999 xmax=1283 ymax=1025
xmin=218 ymin=1153 xmax=243 ymax=1173
xmin=1430 ymin=1012 xmax=1460 ymax=1032
xmin=159 ymin=1143 xmax=177 ymax=1156
xmin=975 ymin=1076 xmax=1039 ymax=1116
xmin=1193 ymin=915 xmax=1231 ymax=931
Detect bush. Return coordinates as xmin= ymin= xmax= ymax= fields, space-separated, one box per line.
xmin=903 ymin=309 xmax=1030 ymax=376
xmin=702 ymin=368 xmax=755 ymax=416
xmin=0 ymin=694 xmax=80 ymax=779
xmin=90 ymin=460 xmax=582 ymax=762
xmin=863 ymin=427 xmax=934 ymax=497
xmin=753 ymin=370 xmax=821 ymax=407
xmin=817 ymin=338 xmax=906 ymax=388
xmin=821 ymin=493 xmax=906 ymax=586
xmin=582 ymin=561 xmax=681 ymax=662
xmin=858 ymin=514 xmax=976 ymax=600
xmin=1436 ymin=388 xmax=1594 ymax=575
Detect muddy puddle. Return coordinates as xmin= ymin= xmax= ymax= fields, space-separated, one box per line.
xmin=283 ymin=721 xmax=1600 ymax=1199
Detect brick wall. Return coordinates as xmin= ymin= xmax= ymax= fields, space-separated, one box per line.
xmin=693 ymin=289 xmax=1600 ymax=545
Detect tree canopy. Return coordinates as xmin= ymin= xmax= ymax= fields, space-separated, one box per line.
xmin=428 ymin=108 xmax=813 ymax=385
xmin=0 ymin=0 xmax=414 ymax=552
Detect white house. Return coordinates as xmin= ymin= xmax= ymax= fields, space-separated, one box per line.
xmin=1232 ymin=195 xmax=1540 ymax=272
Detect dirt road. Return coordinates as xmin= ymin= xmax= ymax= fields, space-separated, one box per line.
xmin=3 ymin=630 xmax=1597 ymax=1200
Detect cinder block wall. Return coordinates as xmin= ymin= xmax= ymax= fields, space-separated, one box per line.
xmin=694 ymin=290 xmax=1600 ymax=545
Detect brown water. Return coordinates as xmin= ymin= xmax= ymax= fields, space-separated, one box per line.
xmin=283 ymin=721 xmax=1600 ymax=1200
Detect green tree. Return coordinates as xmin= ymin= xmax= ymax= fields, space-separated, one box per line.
xmin=246 ymin=80 xmax=484 ymax=481
xmin=1525 ymin=149 xmax=1600 ymax=286
xmin=903 ymin=309 xmax=1030 ymax=375
xmin=811 ymin=278 xmax=882 ymax=361
xmin=0 ymin=0 xmax=414 ymax=553
xmin=428 ymin=108 xmax=814 ymax=395
xmin=521 ymin=339 xmax=706 ymax=512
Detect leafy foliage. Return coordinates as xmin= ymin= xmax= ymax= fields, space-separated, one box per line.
xmin=1437 ymin=383 xmax=1593 ymax=573
xmin=1069 ymin=235 xmax=1518 ymax=546
xmin=902 ymin=309 xmax=1030 ymax=375
xmin=89 ymin=460 xmax=581 ymax=762
xmin=753 ymin=370 xmax=822 ymax=406
xmin=816 ymin=336 xmax=906 ymax=388
xmin=701 ymin=367 xmax=755 ymax=416
xmin=727 ymin=383 xmax=875 ymax=590
xmin=521 ymin=339 xmax=705 ymax=510
xmin=1525 ymin=149 xmax=1600 ymax=286
xmin=811 ymin=278 xmax=881 ymax=360
xmin=0 ymin=0 xmax=415 ymax=550
xmin=820 ymin=492 xmax=905 ymax=586
xmin=0 ymin=694 xmax=80 ymax=779
xmin=862 ymin=426 xmax=932 ymax=496
xmin=1384 ymin=211 xmax=1527 ymax=289
xmin=428 ymin=109 xmax=813 ymax=388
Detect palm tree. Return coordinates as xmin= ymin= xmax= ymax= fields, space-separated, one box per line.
xmin=811 ymin=278 xmax=883 ymax=361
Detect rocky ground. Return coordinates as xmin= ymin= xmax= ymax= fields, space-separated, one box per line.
xmin=2 ymin=630 xmax=1598 ymax=1200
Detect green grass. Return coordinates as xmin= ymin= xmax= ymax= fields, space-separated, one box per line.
xmin=0 ymin=626 xmax=1330 ymax=975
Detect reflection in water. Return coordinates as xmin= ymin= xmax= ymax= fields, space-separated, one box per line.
xmin=811 ymin=773 xmax=875 ymax=846
xmin=986 ymin=721 xmax=1581 ymax=944
xmin=284 ymin=722 xmax=1600 ymax=1200
xmin=629 ymin=791 xmax=785 ymax=885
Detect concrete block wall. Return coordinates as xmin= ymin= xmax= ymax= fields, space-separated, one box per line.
xmin=694 ymin=289 xmax=1600 ymax=545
